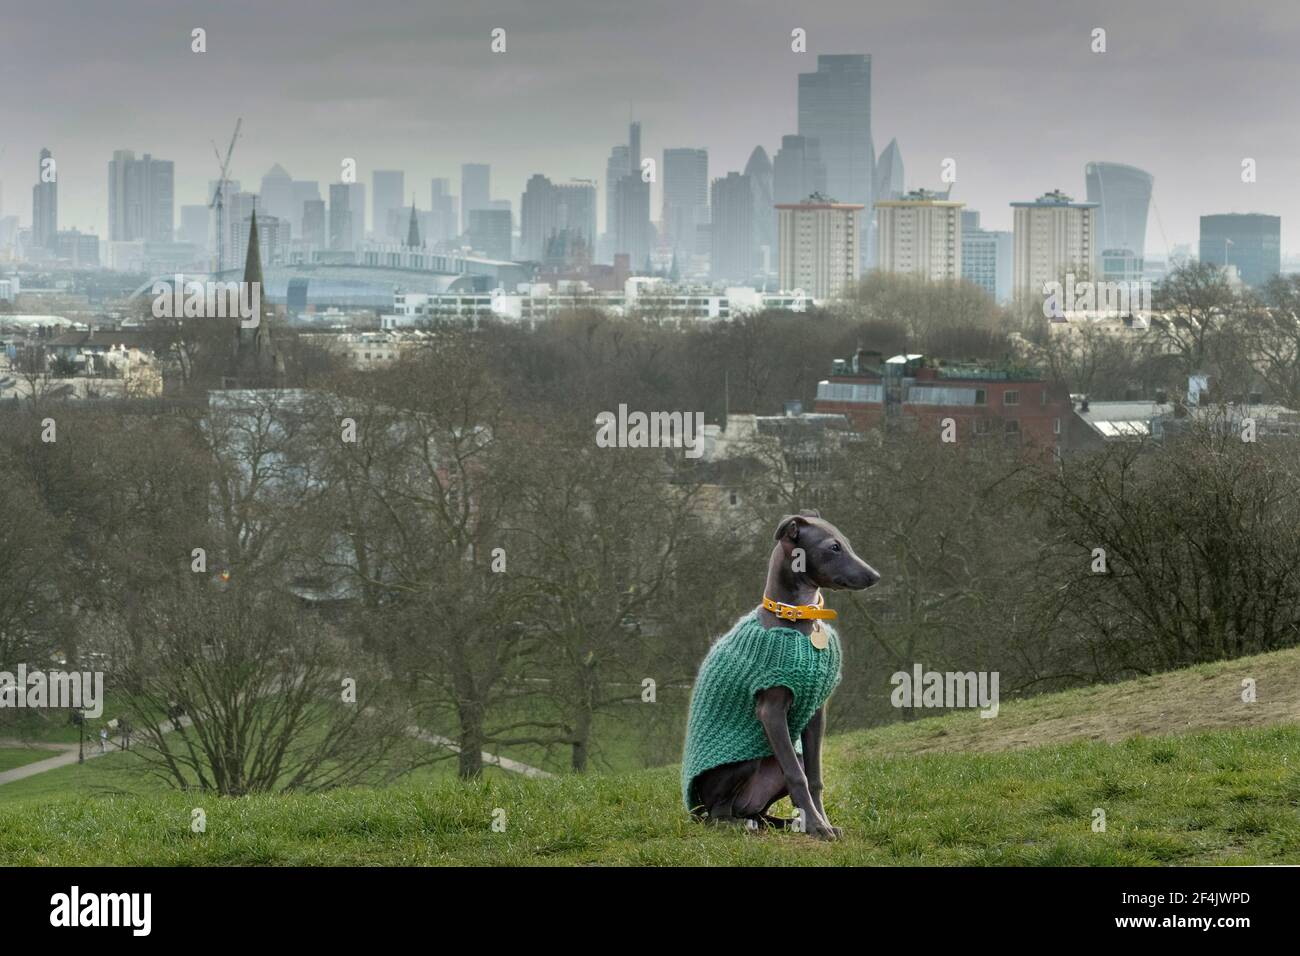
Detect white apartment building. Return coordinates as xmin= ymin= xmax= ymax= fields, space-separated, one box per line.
xmin=1011 ymin=190 xmax=1099 ymax=303
xmin=875 ymin=189 xmax=964 ymax=280
xmin=776 ymin=193 xmax=863 ymax=301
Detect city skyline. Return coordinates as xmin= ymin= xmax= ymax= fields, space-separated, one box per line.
xmin=2 ymin=0 xmax=1299 ymax=256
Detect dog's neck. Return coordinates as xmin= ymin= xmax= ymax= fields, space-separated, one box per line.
xmin=760 ymin=544 xmax=821 ymax=631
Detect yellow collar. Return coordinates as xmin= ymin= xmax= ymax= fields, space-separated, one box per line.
xmin=762 ymin=593 xmax=837 ymax=622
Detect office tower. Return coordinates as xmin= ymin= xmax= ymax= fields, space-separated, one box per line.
xmin=520 ymin=174 xmax=597 ymax=262
xmin=429 ymin=178 xmax=457 ymax=245
xmin=613 ymin=122 xmax=651 ymax=268
xmin=777 ymin=193 xmax=863 ymax=300
xmin=32 ymin=148 xmax=59 ymax=253
xmin=234 ymin=212 xmax=284 ymax=269
xmin=259 ymin=164 xmax=295 ymax=228
xmin=773 ymin=135 xmax=827 ymax=208
xmin=604 ymin=144 xmax=630 ymax=254
xmin=798 ymin=55 xmax=875 ymax=267
xmin=662 ymin=148 xmax=709 ymax=257
xmin=302 ymin=199 xmax=327 ymax=246
xmin=875 ymin=188 xmax=963 ymax=280
xmin=372 ymin=170 xmax=405 ymax=241
xmin=520 ymin=176 xmax=551 ymax=260
xmin=1011 ymin=190 xmax=1099 ymax=300
xmin=222 ymin=191 xmax=259 ymax=270
xmin=1085 ymin=162 xmax=1153 ymax=281
xmin=179 ymin=204 xmax=210 ymax=248
xmin=461 ymin=164 xmax=490 ymax=234
xmin=107 ymin=150 xmax=174 ymax=243
xmin=875 ymin=139 xmax=904 ymax=202
xmin=467 ymin=208 xmax=512 ymax=260
xmin=344 ymin=183 xmax=365 ymax=246
xmin=329 ymin=183 xmax=353 ymax=251
xmin=1199 ymin=213 xmax=1282 ymax=288
xmin=710 ymin=172 xmax=754 ymax=283
xmin=961 ymin=210 xmax=1013 ymax=304
xmin=745 ymin=146 xmax=775 ymax=273
xmin=291 ymin=180 xmax=321 ymax=237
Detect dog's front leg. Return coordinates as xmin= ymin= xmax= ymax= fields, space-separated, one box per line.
xmin=800 ymin=706 xmax=841 ymax=838
xmin=754 ymin=687 xmax=837 ymax=840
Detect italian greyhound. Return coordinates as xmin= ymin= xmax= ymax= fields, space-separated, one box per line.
xmin=691 ymin=512 xmax=879 ymax=840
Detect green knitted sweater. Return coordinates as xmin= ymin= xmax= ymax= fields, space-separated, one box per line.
xmin=681 ymin=609 xmax=842 ymax=811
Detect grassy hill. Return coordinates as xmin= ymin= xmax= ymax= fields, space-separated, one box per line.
xmin=2 ymin=646 xmax=1298 ymax=866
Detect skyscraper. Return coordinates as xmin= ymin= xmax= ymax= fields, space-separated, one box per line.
xmin=798 ymin=55 xmax=875 ymax=268
xmin=429 ymin=178 xmax=457 ymax=245
xmin=1084 ymin=162 xmax=1153 ymax=281
xmin=773 ymin=135 xmax=827 ymax=208
xmin=224 ymin=191 xmax=259 ymax=270
xmin=613 ymin=122 xmax=651 ymax=268
xmin=710 ymin=172 xmax=754 ymax=283
xmin=875 ymin=189 xmax=963 ymax=280
xmin=1011 ymin=190 xmax=1099 ymax=301
xmin=107 ymin=150 xmax=174 ymax=243
xmin=372 ymin=170 xmax=405 ymax=242
xmin=290 ymin=180 xmax=321 ymax=237
xmin=302 ymin=199 xmax=327 ymax=247
xmin=603 ymin=144 xmax=629 ymax=259
xmin=874 ymin=139 xmax=904 ymax=202
xmin=744 ymin=146 xmax=775 ymax=274
xmin=346 ymin=183 xmax=366 ymax=247
xmin=32 ymin=148 xmax=58 ymax=253
xmin=662 ymin=148 xmax=709 ymax=257
xmin=520 ymin=174 xmax=596 ymax=261
xmin=777 ymin=193 xmax=863 ymax=300
xmin=234 ymin=211 xmax=285 ymax=269
xmin=961 ymin=211 xmax=1013 ymax=304
xmin=328 ymin=183 xmax=353 ymax=251
xmin=259 ymin=164 xmax=295 ymax=228
xmin=1200 ymin=214 xmax=1281 ymax=288
xmin=461 ymin=164 xmax=490 ymax=235
xmin=467 ymin=208 xmax=512 ymax=260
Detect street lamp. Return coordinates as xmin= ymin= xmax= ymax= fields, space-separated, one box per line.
xmin=70 ymin=708 xmax=86 ymax=763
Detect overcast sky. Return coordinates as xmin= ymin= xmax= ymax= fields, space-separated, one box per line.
xmin=2 ymin=0 xmax=1298 ymax=254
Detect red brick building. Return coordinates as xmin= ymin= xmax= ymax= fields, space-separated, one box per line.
xmin=813 ymin=351 xmax=1071 ymax=452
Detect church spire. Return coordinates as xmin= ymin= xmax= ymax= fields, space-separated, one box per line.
xmin=231 ymin=209 xmax=280 ymax=385
xmin=405 ymin=198 xmax=421 ymax=249
xmin=242 ymin=209 xmax=263 ymax=288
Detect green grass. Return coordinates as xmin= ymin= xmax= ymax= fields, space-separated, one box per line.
xmin=4 ymin=645 xmax=1299 ymax=865
xmin=2 ymin=724 xmax=1297 ymax=865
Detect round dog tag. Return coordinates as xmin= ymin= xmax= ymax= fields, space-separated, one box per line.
xmin=810 ymin=621 xmax=828 ymax=650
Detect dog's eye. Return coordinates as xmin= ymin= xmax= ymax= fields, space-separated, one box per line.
xmin=829 ymin=542 xmax=841 ymax=552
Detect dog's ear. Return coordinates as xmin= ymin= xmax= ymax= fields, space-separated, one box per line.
xmin=774 ymin=514 xmax=807 ymax=543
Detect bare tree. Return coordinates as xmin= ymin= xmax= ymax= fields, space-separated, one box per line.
xmin=105 ymin=582 xmax=419 ymax=795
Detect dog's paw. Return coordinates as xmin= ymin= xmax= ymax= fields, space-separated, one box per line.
xmin=810 ymin=821 xmax=839 ymax=841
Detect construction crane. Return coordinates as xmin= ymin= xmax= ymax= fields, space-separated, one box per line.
xmin=209 ymin=118 xmax=242 ymax=274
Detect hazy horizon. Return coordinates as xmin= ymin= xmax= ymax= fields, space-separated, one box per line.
xmin=3 ymin=0 xmax=1298 ymax=255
